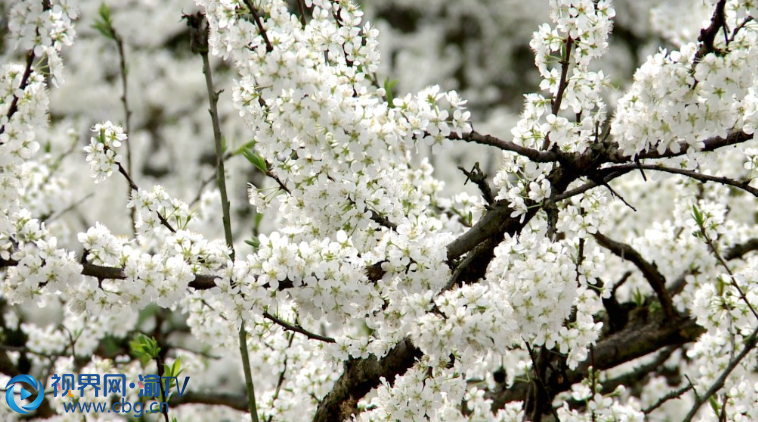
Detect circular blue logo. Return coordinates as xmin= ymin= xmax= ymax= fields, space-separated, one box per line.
xmin=5 ymin=375 xmax=44 ymax=414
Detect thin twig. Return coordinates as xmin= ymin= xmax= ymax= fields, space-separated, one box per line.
xmin=542 ymin=36 xmax=573 ymax=150
xmin=198 ymin=11 xmax=260 ymax=421
xmin=190 ymin=151 xmax=234 ymax=207
xmin=698 ymin=228 xmax=758 ymax=322
xmin=551 ymin=36 xmax=573 ymax=116
xmin=265 ymin=333 xmax=295 ymax=422
xmin=262 ymin=312 xmax=336 ymax=343
xmin=43 ymin=192 xmax=95 ymax=223
xmin=117 ymin=163 xmax=177 ymax=233
xmin=110 ymin=21 xmax=137 ymax=235
xmin=643 ymin=384 xmax=693 ymax=414
xmin=0 ymin=51 xmax=35 ymax=138
xmin=681 ymin=325 xmax=758 ymax=422
xmin=600 ymin=163 xmax=758 ymax=197
xmin=728 ymin=16 xmax=753 ymax=44
xmin=447 ymin=131 xmax=559 ymax=163
xmin=552 ymin=169 xmax=634 ymax=203
xmin=244 ymin=0 xmax=273 ymax=52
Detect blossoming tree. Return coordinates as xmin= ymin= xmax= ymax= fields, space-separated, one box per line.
xmin=3 ymin=0 xmax=758 ymax=421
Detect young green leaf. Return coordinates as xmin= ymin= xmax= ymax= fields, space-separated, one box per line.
xmin=92 ymin=3 xmax=115 ymax=39
xmin=245 ymin=236 xmax=260 ymax=250
xmin=129 ymin=334 xmax=161 ymax=366
xmin=384 ymin=77 xmax=399 ymax=105
xmin=242 ymin=147 xmax=268 ymax=173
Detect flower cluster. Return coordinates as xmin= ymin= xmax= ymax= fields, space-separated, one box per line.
xmin=83 ymin=121 xmax=126 ymax=183
xmin=7 ymin=0 xmax=79 ymax=84
xmin=9 ymin=0 xmax=758 ymax=421
xmin=358 ymin=360 xmax=466 ymax=422
xmin=614 ymin=4 xmax=758 ymax=157
xmin=2 ymin=210 xmax=81 ymax=306
xmin=492 ymin=155 xmax=554 ymax=221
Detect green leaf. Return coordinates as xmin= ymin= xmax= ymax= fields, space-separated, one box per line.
xmin=129 ymin=334 xmax=161 ymax=366
xmin=172 ymin=357 xmax=182 ymax=376
xmin=242 ymin=147 xmax=268 ymax=173
xmin=691 ymin=204 xmax=705 ymax=228
xmin=245 ymin=237 xmax=260 ymax=250
xmin=233 ymin=140 xmax=257 ymax=156
xmin=709 ymin=395 xmax=720 ymax=415
xmin=632 ymin=288 xmax=644 ymax=308
xmin=92 ymin=3 xmax=115 ymax=39
xmin=253 ymin=212 xmax=264 ymax=231
xmin=384 ymin=77 xmax=398 ymax=105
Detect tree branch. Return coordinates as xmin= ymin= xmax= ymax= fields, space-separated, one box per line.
xmin=593 ymin=232 xmax=676 ymax=318
xmin=724 ymin=238 xmax=758 ymax=261
xmin=682 ymin=325 xmax=758 ymax=422
xmin=447 ymin=131 xmax=560 ymax=163
xmin=168 ymin=391 xmax=249 ymax=411
xmin=243 ymin=0 xmax=273 ymax=52
xmin=262 ymin=312 xmax=335 ymax=343
xmin=0 ymin=51 xmax=35 ymax=138
xmin=600 ymin=163 xmax=758 ymax=197
xmin=487 ymin=313 xmax=704 ymax=410
xmin=312 ymin=338 xmax=422 ymax=422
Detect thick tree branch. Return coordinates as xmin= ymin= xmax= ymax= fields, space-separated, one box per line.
xmin=724 ymin=238 xmax=758 ymax=261
xmin=694 ymin=0 xmax=727 ymax=62
xmin=312 ymin=338 xmax=422 ymax=422
xmin=487 ymin=313 xmax=704 ymax=410
xmin=593 ymin=232 xmax=676 ymax=318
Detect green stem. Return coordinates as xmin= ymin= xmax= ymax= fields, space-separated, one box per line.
xmin=202 ymin=49 xmax=259 ymax=422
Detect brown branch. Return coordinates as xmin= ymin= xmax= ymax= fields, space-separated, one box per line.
xmin=694 ymin=0 xmax=727 ymax=62
xmin=593 ymin=232 xmax=675 ymax=318
xmin=264 ymin=163 xmax=291 ymax=194
xmin=0 ymin=258 xmax=218 ymax=290
xmin=552 ymin=169 xmax=634 ymax=202
xmin=644 ymin=383 xmax=692 ymax=415
xmin=607 ymin=131 xmax=753 ymax=163
xmin=244 ymin=0 xmax=273 ymax=52
xmin=487 ymin=313 xmax=704 ymax=410
xmin=458 ymin=162 xmax=494 ymax=205
xmin=0 ymin=51 xmax=35 ymax=138
xmin=296 ymin=0 xmax=307 ymax=28
xmin=448 ymin=131 xmax=559 ymax=163
xmin=682 ymin=325 xmax=758 ymax=422
xmin=600 ymin=163 xmax=758 ymax=197
xmin=262 ymin=311 xmax=335 ymax=343
xmin=168 ymin=391 xmax=249 ymax=411
xmin=724 ymin=238 xmax=758 ymax=261
xmin=697 ymin=225 xmax=758 ymax=322
xmin=117 ymin=163 xmax=177 ymax=233
xmin=728 ymin=16 xmax=753 ymax=44
xmin=312 ymin=338 xmax=422 ymax=422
